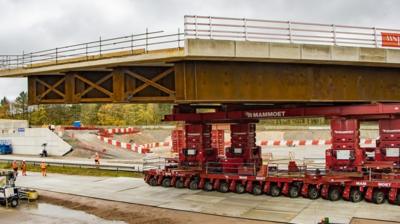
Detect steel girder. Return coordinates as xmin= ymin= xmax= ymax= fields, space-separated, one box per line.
xmin=28 ymin=66 xmax=175 ymax=104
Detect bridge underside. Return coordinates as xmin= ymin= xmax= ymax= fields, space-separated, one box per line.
xmin=28 ymin=61 xmax=400 ymax=105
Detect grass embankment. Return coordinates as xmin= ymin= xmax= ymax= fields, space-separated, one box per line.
xmin=0 ymin=162 xmax=144 ymax=178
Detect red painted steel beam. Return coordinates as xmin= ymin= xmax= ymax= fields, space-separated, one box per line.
xmin=164 ymin=103 xmax=400 ymax=122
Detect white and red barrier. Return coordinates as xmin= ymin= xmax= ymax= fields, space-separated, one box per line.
xmin=223 ymin=138 xmax=374 ymax=147
xmin=97 ymin=136 xmax=170 ymax=154
xmin=105 ymin=127 xmax=139 ymax=135
xmin=98 ymin=135 xmax=376 ymax=154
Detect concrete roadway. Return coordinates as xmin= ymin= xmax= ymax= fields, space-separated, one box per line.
xmin=15 ymin=172 xmax=400 ymax=224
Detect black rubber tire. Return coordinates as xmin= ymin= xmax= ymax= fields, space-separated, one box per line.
xmin=328 ymin=187 xmax=341 ymax=201
xmin=235 ymin=183 xmax=245 ymax=194
xmin=308 ymin=186 xmax=320 ymax=200
xmin=175 ymin=179 xmax=184 ymax=188
xmin=395 ymin=192 xmax=400 ymax=205
xmin=373 ymin=190 xmax=385 ymax=204
xmin=289 ymin=186 xmax=300 ymax=198
xmin=162 ymin=178 xmax=171 ymax=187
xmin=350 ymin=189 xmax=363 ymax=202
xmin=149 ymin=177 xmax=157 ymax=186
xmin=270 ymin=185 xmax=281 ymax=197
xmin=253 ymin=185 xmax=262 ymax=195
xmin=189 ymin=180 xmax=198 ymax=190
xmin=10 ymin=198 xmax=18 ymax=208
xmin=219 ymin=182 xmax=229 ymax=193
xmin=204 ymin=181 xmax=213 ymax=191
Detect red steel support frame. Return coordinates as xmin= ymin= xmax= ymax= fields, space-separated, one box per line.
xmin=165 ymin=103 xmax=400 ymax=123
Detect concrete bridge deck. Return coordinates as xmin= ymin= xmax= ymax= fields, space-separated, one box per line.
xmin=1 ymin=39 xmax=400 ymax=78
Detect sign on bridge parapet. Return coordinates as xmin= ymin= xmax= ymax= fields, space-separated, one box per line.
xmin=382 ymin=33 xmax=400 ymax=47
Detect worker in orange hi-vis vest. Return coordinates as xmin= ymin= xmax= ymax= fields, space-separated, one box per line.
xmin=20 ymin=160 xmax=27 ymax=176
xmin=40 ymin=160 xmax=47 ymax=177
xmin=95 ymin=152 xmax=100 ymax=168
xmin=12 ymin=160 xmax=18 ymax=176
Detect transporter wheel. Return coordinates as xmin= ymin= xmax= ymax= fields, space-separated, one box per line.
xmin=219 ymin=182 xmax=229 ymax=193
xmin=10 ymin=198 xmax=18 ymax=208
xmin=253 ymin=184 xmax=262 ymax=195
xmin=289 ymin=186 xmax=300 ymax=198
xmin=270 ymin=185 xmax=281 ymax=197
xmin=328 ymin=187 xmax=341 ymax=201
xmin=308 ymin=186 xmax=320 ymax=200
xmin=175 ymin=179 xmax=184 ymax=188
xmin=395 ymin=192 xmax=400 ymax=205
xmin=162 ymin=178 xmax=171 ymax=187
xmin=189 ymin=180 xmax=198 ymax=190
xmin=350 ymin=189 xmax=363 ymax=203
xmin=235 ymin=183 xmax=245 ymax=194
xmin=373 ymin=190 xmax=385 ymax=204
xmin=149 ymin=177 xmax=158 ymax=186
xmin=204 ymin=181 xmax=213 ymax=191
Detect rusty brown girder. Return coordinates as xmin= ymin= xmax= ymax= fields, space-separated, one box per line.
xmin=28 ymin=66 xmax=175 ymax=104
xmin=27 ymin=61 xmax=400 ymax=105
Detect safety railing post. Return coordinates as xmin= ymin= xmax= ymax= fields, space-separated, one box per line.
xmin=288 ymin=21 xmax=293 ymax=43
xmin=30 ymin=52 xmax=33 ymax=68
xmin=183 ymin=15 xmax=188 ymax=38
xmin=244 ymin=18 xmax=248 ymax=41
xmin=145 ymin=28 xmax=148 ymax=53
xmin=209 ymin=16 xmax=212 ymax=39
xmin=195 ymin=15 xmax=198 ymax=39
xmin=22 ymin=51 xmax=25 ymax=68
xmin=99 ymin=36 xmax=102 ymax=56
xmin=332 ymin=24 xmax=337 ymax=46
xmin=55 ymin=48 xmax=58 ymax=64
xmin=373 ymin=27 xmax=378 ymax=48
xmin=177 ymin=28 xmax=181 ymax=49
xmin=131 ymin=33 xmax=134 ymax=54
xmin=85 ymin=43 xmax=88 ymax=60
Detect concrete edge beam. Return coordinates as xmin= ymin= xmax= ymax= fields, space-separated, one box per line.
xmin=184 ymin=39 xmax=400 ymax=67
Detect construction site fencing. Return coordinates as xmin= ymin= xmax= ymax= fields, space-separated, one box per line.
xmin=184 ymin=15 xmax=400 ymax=49
xmin=0 ymin=29 xmax=184 ymax=70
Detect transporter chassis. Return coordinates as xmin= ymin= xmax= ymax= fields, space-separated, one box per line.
xmin=144 ymin=103 xmax=400 ymax=205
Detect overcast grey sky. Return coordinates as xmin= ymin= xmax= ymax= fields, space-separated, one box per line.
xmin=0 ymin=0 xmax=399 ymax=100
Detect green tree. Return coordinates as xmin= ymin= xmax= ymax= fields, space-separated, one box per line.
xmin=97 ymin=104 xmax=126 ymax=126
xmin=0 ymin=97 xmax=10 ymax=119
xmin=80 ymin=104 xmax=100 ymax=125
xmin=13 ymin=91 xmax=29 ymax=120
xmin=29 ymin=105 xmax=48 ymax=125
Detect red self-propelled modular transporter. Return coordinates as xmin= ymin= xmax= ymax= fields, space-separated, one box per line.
xmin=144 ymin=103 xmax=400 ymax=205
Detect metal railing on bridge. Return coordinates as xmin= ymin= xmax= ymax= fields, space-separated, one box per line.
xmin=0 ymin=29 xmax=184 ymax=70
xmin=184 ymin=15 xmax=400 ymax=49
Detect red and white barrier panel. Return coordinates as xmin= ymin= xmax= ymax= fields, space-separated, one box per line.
xmin=98 ymin=136 xmax=375 ymax=154
xmin=97 ymin=136 xmax=170 ymax=154
xmin=225 ymin=139 xmax=375 ymax=147
xmin=106 ymin=127 xmax=139 ymax=135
